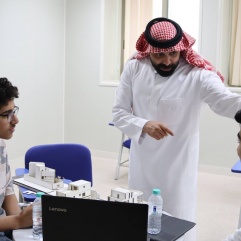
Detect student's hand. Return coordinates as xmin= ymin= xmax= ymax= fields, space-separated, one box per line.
xmin=15 ymin=204 xmax=33 ymax=229
xmin=143 ymin=121 xmax=174 ymax=140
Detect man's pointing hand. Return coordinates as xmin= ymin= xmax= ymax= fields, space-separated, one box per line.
xmin=143 ymin=121 xmax=174 ymax=140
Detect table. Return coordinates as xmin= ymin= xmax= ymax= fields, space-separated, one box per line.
xmin=13 ymin=211 xmax=185 ymax=241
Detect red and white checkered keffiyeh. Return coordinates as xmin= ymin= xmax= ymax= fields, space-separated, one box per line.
xmin=133 ymin=21 xmax=224 ymax=82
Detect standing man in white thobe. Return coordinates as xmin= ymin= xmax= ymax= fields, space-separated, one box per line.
xmin=112 ymin=18 xmax=241 ymax=241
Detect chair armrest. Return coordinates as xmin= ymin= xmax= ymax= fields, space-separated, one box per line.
xmin=15 ymin=168 xmax=29 ymax=176
xmin=19 ymin=186 xmax=36 ymax=203
xmin=231 ymin=160 xmax=241 ymax=173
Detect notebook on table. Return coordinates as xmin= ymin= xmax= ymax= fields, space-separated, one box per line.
xmin=147 ymin=213 xmax=196 ymax=241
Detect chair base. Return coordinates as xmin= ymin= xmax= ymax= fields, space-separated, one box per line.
xmin=115 ymin=159 xmax=129 ymax=180
xmin=112 ymin=127 xmax=131 ymax=180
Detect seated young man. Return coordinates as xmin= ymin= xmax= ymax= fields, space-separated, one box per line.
xmin=0 ymin=78 xmax=32 ymax=240
xmin=222 ymin=110 xmax=241 ymax=241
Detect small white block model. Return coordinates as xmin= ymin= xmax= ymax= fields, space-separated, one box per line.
xmin=108 ymin=187 xmax=143 ymax=203
xmin=56 ymin=180 xmax=92 ymax=199
xmin=24 ymin=162 xmax=64 ymax=190
xmin=56 ymin=189 xmax=91 ymax=199
xmin=68 ymin=180 xmax=91 ymax=192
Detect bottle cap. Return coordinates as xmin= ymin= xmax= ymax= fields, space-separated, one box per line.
xmin=153 ymin=189 xmax=161 ymax=195
xmin=36 ymin=192 xmax=45 ymax=198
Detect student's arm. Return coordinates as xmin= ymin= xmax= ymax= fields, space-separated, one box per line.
xmin=2 ymin=194 xmax=20 ymax=216
xmin=0 ymin=203 xmax=33 ymax=231
xmin=0 ymin=142 xmax=33 ymax=231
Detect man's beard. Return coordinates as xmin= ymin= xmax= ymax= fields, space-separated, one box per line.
xmin=151 ymin=59 xmax=179 ymax=77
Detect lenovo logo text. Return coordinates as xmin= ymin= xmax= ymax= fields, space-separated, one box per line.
xmin=49 ymin=207 xmax=67 ymax=212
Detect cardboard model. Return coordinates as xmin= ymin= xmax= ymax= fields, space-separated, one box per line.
xmin=56 ymin=180 xmax=92 ymax=199
xmin=24 ymin=162 xmax=64 ymax=190
xmin=108 ymin=187 xmax=143 ymax=203
xmin=24 ymin=162 xmax=98 ymax=199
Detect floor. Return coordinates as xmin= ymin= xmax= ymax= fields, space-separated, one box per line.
xmin=12 ymin=156 xmax=241 ymax=241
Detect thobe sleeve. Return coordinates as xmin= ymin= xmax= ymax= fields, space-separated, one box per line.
xmin=200 ymin=71 xmax=241 ymax=118
xmin=112 ymin=61 xmax=149 ymax=144
xmin=222 ymin=228 xmax=241 ymax=241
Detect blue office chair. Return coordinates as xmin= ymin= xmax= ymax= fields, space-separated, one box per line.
xmin=16 ymin=143 xmax=93 ymax=202
xmin=109 ymin=122 xmax=131 ymax=180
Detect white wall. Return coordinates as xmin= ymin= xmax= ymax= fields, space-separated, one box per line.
xmin=102 ymin=0 xmax=123 ymax=82
xmin=218 ymin=0 xmax=232 ymax=86
xmin=64 ymin=0 xmax=124 ymax=157
xmin=200 ymin=106 xmax=241 ymax=169
xmin=0 ymin=0 xmax=65 ymax=161
xmin=200 ymin=0 xmax=219 ymax=67
xmin=200 ymin=0 xmax=232 ymax=85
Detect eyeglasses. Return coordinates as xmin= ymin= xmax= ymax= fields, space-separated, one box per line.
xmin=0 ymin=106 xmax=19 ymax=123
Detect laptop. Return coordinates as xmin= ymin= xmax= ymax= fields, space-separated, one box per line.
xmin=42 ymin=195 xmax=148 ymax=241
xmin=42 ymin=195 xmax=196 ymax=241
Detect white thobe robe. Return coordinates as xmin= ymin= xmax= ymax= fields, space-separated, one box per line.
xmin=112 ymin=56 xmax=241 ymax=241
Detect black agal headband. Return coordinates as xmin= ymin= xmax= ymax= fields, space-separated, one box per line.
xmin=144 ymin=18 xmax=183 ymax=48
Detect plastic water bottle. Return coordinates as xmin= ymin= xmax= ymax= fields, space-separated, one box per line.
xmin=33 ymin=192 xmax=45 ymax=240
xmin=147 ymin=189 xmax=163 ymax=234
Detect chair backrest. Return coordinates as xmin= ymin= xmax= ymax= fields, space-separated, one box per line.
xmin=25 ymin=143 xmax=93 ymax=185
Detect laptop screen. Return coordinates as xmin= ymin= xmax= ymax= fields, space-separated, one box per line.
xmin=42 ymin=195 xmax=148 ymax=241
